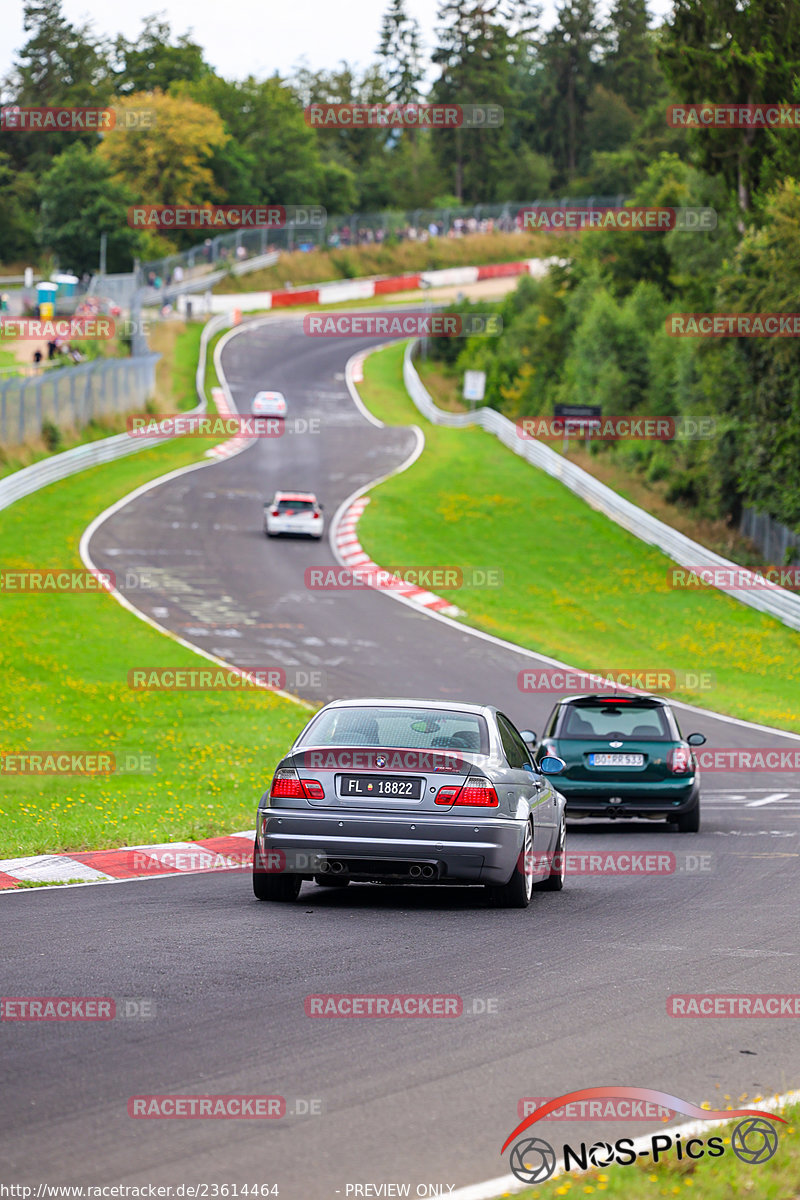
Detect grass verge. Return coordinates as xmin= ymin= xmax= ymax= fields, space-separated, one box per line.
xmin=503 ymin=1100 xmax=798 ymax=1199
xmin=0 ymin=329 xmax=309 ymax=860
xmin=355 ymin=342 xmax=800 ymax=732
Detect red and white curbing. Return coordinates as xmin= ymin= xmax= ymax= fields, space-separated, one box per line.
xmin=207 ymin=259 xmax=548 ymax=315
xmin=0 ymin=831 xmax=256 ymax=891
xmin=334 ymin=496 xmax=463 ymax=618
xmin=204 ymin=387 xmax=251 ymax=460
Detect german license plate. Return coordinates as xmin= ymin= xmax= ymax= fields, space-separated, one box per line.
xmin=589 ymin=753 xmax=644 ymax=767
xmin=339 ymin=774 xmax=423 ymax=799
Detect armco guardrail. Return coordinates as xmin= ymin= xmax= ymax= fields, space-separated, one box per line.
xmin=403 ymin=341 xmax=800 ymax=633
xmin=0 ymin=311 xmax=233 ymax=516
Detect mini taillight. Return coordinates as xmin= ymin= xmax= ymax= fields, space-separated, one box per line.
xmin=271 ymin=509 xmax=279 ymax=517
xmin=434 ymin=785 xmax=461 ymax=805
xmin=668 ymin=746 xmax=692 ymax=774
xmin=312 ymin=511 xmax=320 ymax=519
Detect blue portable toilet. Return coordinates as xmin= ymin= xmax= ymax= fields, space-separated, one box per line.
xmin=51 ymin=273 xmax=79 ymax=298
xmin=36 ymin=281 xmax=58 ymax=319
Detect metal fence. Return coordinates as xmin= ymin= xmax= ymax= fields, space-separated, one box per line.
xmin=403 ymin=341 xmax=800 ymax=634
xmin=0 ymin=311 xmax=233 ymax=513
xmin=741 ymin=507 xmax=800 ymax=566
xmin=138 ymin=196 xmax=628 ymax=286
xmin=0 ymin=354 xmax=160 ymax=446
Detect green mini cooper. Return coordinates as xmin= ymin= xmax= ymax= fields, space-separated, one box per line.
xmin=533 ymin=694 xmax=705 ymax=832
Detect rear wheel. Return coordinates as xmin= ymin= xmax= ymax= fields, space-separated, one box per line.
xmin=252 ymin=839 xmax=302 ymax=901
xmin=486 ymin=821 xmax=534 ymax=908
xmin=675 ymin=799 xmax=700 ymax=833
xmin=537 ymin=817 xmax=566 ymax=891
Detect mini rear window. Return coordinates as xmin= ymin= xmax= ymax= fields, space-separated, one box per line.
xmin=558 ymin=704 xmax=671 ymax=741
xmin=276 ymin=500 xmax=314 ymax=512
xmin=298 ymin=706 xmax=489 ymax=753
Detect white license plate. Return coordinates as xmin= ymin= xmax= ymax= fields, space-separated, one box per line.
xmin=589 ymin=753 xmax=644 ymax=767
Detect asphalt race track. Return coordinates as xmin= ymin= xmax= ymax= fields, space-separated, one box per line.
xmin=2 ymin=315 xmax=799 ymax=1196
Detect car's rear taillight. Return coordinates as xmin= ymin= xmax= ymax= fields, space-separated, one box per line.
xmin=271 ymin=509 xmax=279 ymax=517
xmin=434 ymin=785 xmax=462 ymax=805
xmin=668 ymin=746 xmax=692 ymax=774
xmin=271 ymin=768 xmax=305 ymax=798
xmin=312 ymin=511 xmax=320 ymax=519
xmin=271 ymin=768 xmax=324 ymax=799
xmin=436 ymin=777 xmax=499 ymax=807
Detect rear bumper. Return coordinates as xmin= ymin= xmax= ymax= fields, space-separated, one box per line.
xmin=265 ymin=518 xmax=323 ymax=536
xmin=256 ymin=808 xmax=530 ymax=884
xmin=560 ymin=778 xmax=699 ymax=819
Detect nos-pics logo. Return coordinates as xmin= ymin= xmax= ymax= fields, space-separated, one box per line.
xmin=502 ymin=1087 xmax=784 ymax=1185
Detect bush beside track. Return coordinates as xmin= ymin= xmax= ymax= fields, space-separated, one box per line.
xmin=355 ymin=343 xmax=800 ymax=733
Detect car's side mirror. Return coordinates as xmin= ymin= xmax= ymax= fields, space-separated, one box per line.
xmin=319 ymin=504 xmax=324 ymax=511
xmin=520 ymin=730 xmax=536 ymax=744
xmin=539 ymin=755 xmax=565 ymax=775
xmin=687 ymin=733 xmax=706 ymax=746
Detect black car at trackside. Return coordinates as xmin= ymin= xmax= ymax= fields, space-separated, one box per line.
xmin=532 ymin=694 xmax=706 ymax=832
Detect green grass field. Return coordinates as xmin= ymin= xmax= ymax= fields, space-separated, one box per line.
xmin=503 ymin=1100 xmax=798 ymax=1200
xmin=0 ymin=323 xmax=309 ymax=859
xmin=355 ymin=342 xmax=800 ymax=733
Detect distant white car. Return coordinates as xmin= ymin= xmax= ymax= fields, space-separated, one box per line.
xmin=265 ymin=492 xmax=324 ymax=539
xmin=250 ymin=390 xmax=287 ymax=419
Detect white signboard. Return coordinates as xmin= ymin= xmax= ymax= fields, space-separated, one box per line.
xmin=463 ymin=370 xmax=486 ymax=402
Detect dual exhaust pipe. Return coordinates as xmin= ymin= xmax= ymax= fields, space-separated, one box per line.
xmin=320 ymin=859 xmax=346 ymax=874
xmin=319 ymin=860 xmax=436 ymax=878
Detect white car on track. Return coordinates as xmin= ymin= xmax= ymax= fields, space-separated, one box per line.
xmin=250 ymin=390 xmax=287 ymax=419
xmin=264 ymin=491 xmax=325 ymax=539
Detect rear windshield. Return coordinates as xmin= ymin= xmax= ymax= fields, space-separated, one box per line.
xmin=559 ymin=703 xmax=671 ymax=741
xmin=299 ymin=706 xmax=489 ymax=753
xmin=276 ymin=499 xmax=314 ymax=512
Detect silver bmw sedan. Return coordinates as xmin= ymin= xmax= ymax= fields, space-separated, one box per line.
xmin=253 ymin=698 xmax=567 ymax=908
